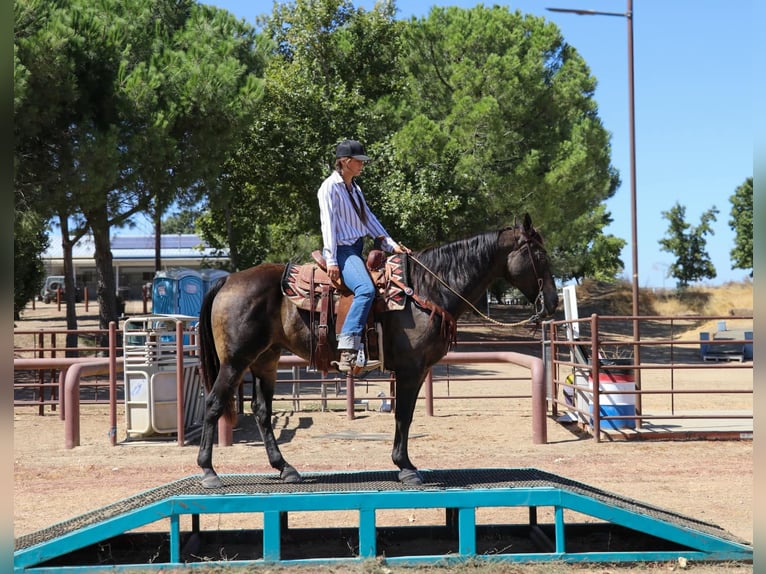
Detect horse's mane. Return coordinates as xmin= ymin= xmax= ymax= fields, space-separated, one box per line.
xmin=408 ymin=229 xmax=510 ymax=308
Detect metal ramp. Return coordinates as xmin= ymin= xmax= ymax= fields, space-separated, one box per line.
xmin=15 ymin=468 xmax=752 ymax=572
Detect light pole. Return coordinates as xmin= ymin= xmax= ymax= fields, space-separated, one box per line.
xmin=547 ymin=1 xmax=642 ymax=397
xmin=547 ymin=3 xmax=639 ymax=317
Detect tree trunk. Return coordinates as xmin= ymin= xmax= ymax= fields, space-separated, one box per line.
xmin=154 ymin=207 xmax=162 ymax=272
xmin=57 ymin=214 xmax=80 ymax=356
xmin=88 ymin=205 xmax=120 ymax=353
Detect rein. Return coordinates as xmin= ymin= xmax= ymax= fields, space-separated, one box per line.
xmin=407 ymin=235 xmax=546 ymax=328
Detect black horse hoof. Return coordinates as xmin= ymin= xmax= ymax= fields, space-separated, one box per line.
xmin=398 ymin=468 xmax=423 ymax=486
xmin=201 ymin=470 xmax=223 ymax=489
xmin=280 ymin=464 xmax=302 ymax=483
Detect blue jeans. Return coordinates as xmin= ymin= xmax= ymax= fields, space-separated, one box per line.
xmin=336 ymin=239 xmax=374 ymax=348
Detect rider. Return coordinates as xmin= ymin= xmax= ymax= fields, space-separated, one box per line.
xmin=317 ymin=139 xmax=410 ymax=372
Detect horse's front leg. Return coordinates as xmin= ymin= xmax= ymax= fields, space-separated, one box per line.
xmin=197 ymin=364 xmax=240 ymax=488
xmin=252 ymin=368 xmax=301 ymax=483
xmin=391 ymin=370 xmax=426 ymax=486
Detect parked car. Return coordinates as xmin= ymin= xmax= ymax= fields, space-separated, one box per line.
xmin=39 ymin=275 xmax=82 ymax=303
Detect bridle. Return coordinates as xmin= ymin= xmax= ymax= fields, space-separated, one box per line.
xmin=515 ymin=229 xmax=547 ymax=324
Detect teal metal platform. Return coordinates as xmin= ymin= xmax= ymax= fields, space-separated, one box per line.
xmin=15 ymin=468 xmax=752 ymax=572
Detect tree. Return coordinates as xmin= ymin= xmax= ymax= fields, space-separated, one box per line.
xmin=551 ymin=204 xmax=626 ymax=284
xmin=13 ymin=205 xmax=49 ymax=320
xmin=201 ymin=2 xmax=622 ymax=284
xmin=658 ymin=203 xmax=718 ymax=288
xmin=14 ymin=0 xmax=266 ymax=338
xmin=371 ymin=5 xmax=621 ymax=275
xmin=198 ymin=0 xmax=404 ymax=269
xmin=729 ymin=176 xmax=752 ymax=276
xmin=161 ymin=210 xmax=198 ymax=236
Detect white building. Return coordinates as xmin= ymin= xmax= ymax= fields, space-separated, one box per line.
xmin=42 ymin=233 xmax=229 ymax=299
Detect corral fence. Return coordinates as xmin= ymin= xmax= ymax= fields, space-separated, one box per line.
xmin=14 ymin=311 xmax=752 ymax=447
xmin=543 ymin=313 xmax=753 ymax=441
xmin=13 ymin=318 xmax=547 ymax=448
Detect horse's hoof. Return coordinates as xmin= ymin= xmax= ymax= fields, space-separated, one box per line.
xmin=398 ymin=468 xmax=423 ymax=486
xmin=201 ymin=471 xmax=223 ymax=489
xmin=280 ymin=464 xmax=302 ymax=483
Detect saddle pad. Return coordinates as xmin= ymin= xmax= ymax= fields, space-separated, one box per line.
xmin=281 ymin=262 xmax=325 ymax=312
xmin=383 ymin=253 xmax=408 ymax=311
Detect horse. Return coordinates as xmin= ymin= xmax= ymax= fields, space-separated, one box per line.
xmin=196 ymin=213 xmax=558 ymax=488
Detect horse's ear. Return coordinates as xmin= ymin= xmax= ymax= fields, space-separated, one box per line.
xmin=523 ymin=213 xmax=532 ymax=231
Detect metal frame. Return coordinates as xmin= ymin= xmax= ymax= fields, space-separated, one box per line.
xmin=15 ymin=468 xmax=752 ymax=572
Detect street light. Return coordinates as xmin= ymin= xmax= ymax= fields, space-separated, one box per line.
xmin=547 ymin=1 xmax=642 ymax=394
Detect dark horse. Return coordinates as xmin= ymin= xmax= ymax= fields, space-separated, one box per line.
xmin=196 ymin=214 xmax=558 ymax=488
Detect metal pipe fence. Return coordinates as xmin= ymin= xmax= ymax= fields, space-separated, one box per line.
xmin=544 ymin=313 xmax=753 ymax=441
xmin=14 ymin=310 xmax=752 ymax=447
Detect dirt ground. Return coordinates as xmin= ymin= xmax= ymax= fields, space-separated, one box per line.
xmin=13 ymin=297 xmax=753 ymax=572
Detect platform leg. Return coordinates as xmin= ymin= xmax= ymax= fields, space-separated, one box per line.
xmin=458 ymin=508 xmax=476 ymax=557
xmin=263 ymin=511 xmax=281 ymax=561
xmin=169 ymin=514 xmax=180 ymax=564
xmin=554 ymin=506 xmax=566 ymax=554
xmin=358 ymin=508 xmax=376 ymax=558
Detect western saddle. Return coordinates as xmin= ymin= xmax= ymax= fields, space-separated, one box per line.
xmin=281 ymin=250 xmax=456 ymax=373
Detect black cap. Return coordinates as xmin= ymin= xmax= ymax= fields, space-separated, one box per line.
xmin=335 ymin=139 xmax=370 ymax=161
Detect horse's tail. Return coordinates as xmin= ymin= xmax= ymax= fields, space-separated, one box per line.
xmin=198 ymin=277 xmax=224 ymax=391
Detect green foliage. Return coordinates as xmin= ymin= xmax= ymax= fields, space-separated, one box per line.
xmin=658 ymin=202 xmax=718 ymax=289
xmin=161 ymin=210 xmax=198 ymax=235
xmin=207 ymin=2 xmax=621 ymax=280
xmin=198 ymin=0 xmax=404 ymax=265
xmin=374 ymin=5 xmax=620 ymax=276
xmin=15 ymin=0 xmax=632 ymax=294
xmin=728 ymin=176 xmax=752 ymax=274
xmin=14 ymin=0 xmax=266 ymax=328
xmin=549 ymin=204 xmax=625 ymax=284
xmin=13 ymin=207 xmax=49 ymax=320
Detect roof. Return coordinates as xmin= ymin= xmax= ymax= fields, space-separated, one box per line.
xmin=43 ymin=234 xmax=228 ymax=261
xmin=111 ymin=235 xmax=205 ymax=250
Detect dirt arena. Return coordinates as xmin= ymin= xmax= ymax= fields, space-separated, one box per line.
xmin=13 ymin=298 xmax=753 ymax=572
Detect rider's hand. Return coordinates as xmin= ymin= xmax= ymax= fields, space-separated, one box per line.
xmin=394 ymin=244 xmax=412 ymax=255
xmin=328 ymin=265 xmax=341 ymax=282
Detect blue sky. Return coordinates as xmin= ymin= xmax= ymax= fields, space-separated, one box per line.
xmin=199 ymin=0 xmax=753 ymax=288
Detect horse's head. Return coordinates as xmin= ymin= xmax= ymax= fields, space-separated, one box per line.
xmin=504 ymin=214 xmax=558 ymax=319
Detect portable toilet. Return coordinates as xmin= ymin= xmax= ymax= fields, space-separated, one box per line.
xmin=152 ymin=272 xmax=177 ymax=314
xmin=199 ymin=268 xmax=230 ymax=295
xmin=152 ymin=268 xmax=204 ymax=316
xmin=177 ymin=269 xmax=203 ymax=316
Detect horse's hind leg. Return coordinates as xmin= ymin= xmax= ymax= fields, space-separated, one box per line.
xmin=197 ymin=362 xmax=241 ymax=488
xmin=251 ymin=362 xmax=301 ymax=483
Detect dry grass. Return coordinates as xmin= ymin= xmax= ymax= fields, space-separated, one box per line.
xmin=575 ymin=279 xmax=752 ymax=334
xmin=649 ymin=281 xmax=753 ymax=336
xmin=121 ymin=558 xmax=753 ymax=573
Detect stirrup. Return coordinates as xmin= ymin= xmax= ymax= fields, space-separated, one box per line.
xmin=353 ymin=348 xmax=381 ymax=373
xmin=331 ymin=349 xmax=381 ymax=374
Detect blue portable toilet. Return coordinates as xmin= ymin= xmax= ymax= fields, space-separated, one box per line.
xmin=152 ymin=273 xmax=177 ymax=314
xmin=199 ymin=268 xmax=230 ymax=295
xmin=177 ymin=269 xmax=203 ymax=316
xmin=152 ymin=268 xmax=204 ymax=316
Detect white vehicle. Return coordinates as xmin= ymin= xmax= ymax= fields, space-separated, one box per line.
xmin=39 ymin=275 xmax=82 ymax=303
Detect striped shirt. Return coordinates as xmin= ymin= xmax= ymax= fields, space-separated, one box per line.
xmin=318 ymin=170 xmax=397 ymax=267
